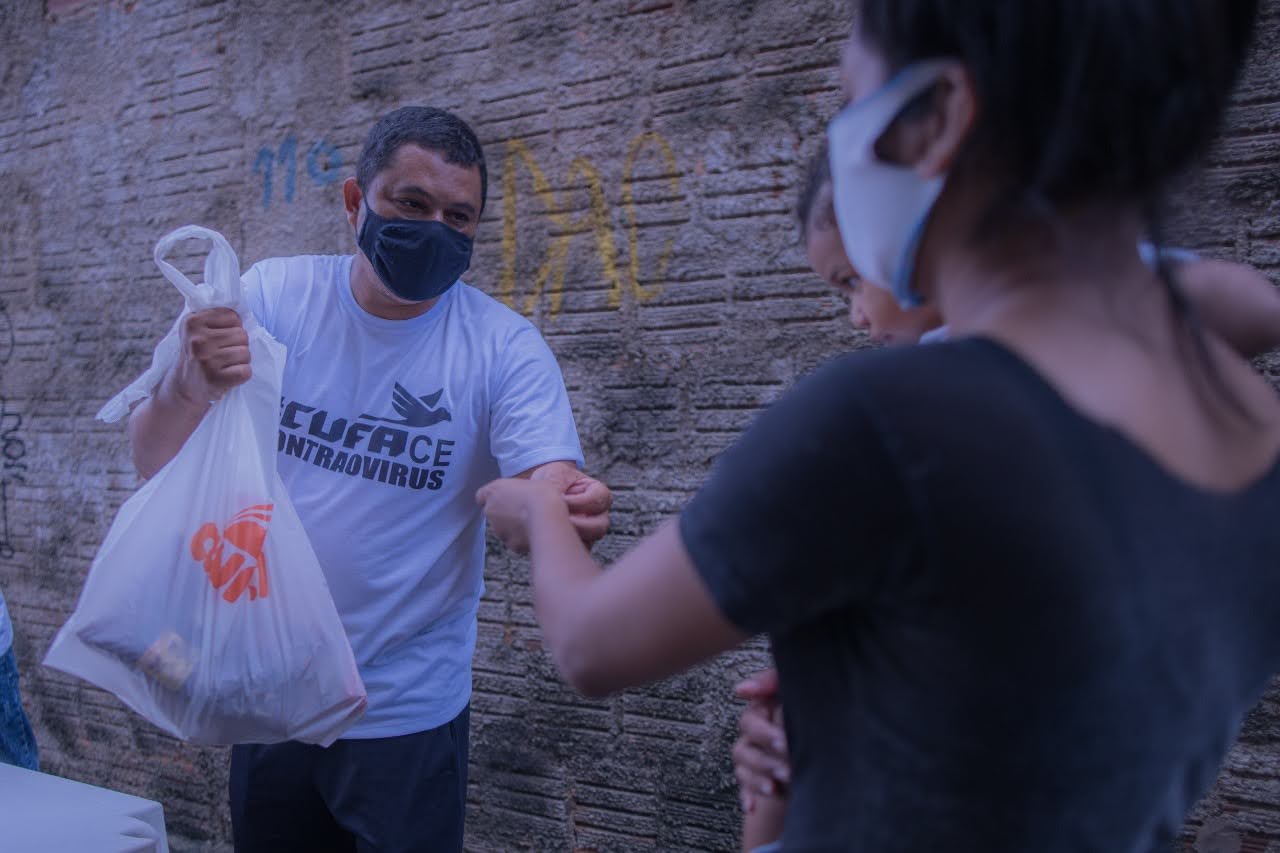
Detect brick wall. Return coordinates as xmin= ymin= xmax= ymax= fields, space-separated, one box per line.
xmin=0 ymin=1 xmax=1276 ymax=850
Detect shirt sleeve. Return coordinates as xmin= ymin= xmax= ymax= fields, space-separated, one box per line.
xmin=679 ymin=356 xmax=915 ymax=636
xmin=488 ymin=323 xmax=585 ymax=477
xmin=240 ymin=262 xmax=269 ymax=330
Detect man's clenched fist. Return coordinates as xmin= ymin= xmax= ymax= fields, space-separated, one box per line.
xmin=171 ymin=307 xmax=252 ymax=405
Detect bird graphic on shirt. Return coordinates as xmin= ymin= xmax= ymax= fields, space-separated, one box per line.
xmin=359 ymin=383 xmax=452 ymax=427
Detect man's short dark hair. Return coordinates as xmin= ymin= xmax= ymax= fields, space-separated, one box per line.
xmin=356 ymin=106 xmax=488 ymax=210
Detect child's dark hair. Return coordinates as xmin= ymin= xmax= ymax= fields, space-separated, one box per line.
xmin=796 ymin=143 xmax=832 ymax=239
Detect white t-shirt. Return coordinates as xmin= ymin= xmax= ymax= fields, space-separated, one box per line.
xmin=244 ymin=254 xmax=583 ymax=738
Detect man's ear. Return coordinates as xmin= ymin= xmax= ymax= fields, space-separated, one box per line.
xmin=343 ymin=177 xmax=363 ymax=231
xmin=916 ymin=64 xmax=978 ymax=179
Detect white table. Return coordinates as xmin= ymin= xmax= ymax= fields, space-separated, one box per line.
xmin=0 ymin=762 xmax=169 ymax=853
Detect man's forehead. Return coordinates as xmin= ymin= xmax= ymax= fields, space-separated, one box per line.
xmin=384 ymin=144 xmax=477 ymax=179
xmin=379 ymin=145 xmax=481 ymax=201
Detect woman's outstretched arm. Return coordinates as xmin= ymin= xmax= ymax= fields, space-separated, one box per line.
xmin=478 ymin=478 xmax=748 ymax=696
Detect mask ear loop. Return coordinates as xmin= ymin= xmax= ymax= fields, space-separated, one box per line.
xmin=891 ymin=220 xmax=930 ymax=309
xmin=849 ymin=60 xmax=956 ymax=138
xmin=870 ymin=84 xmax=940 ymax=165
xmin=877 ymin=70 xmax=954 ymax=308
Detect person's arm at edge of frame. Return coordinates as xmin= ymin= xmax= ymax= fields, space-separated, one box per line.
xmin=1179 ymin=258 xmax=1280 ymax=358
xmin=477 ymin=478 xmax=747 ymax=697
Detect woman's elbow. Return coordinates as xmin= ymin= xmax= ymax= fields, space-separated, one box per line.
xmin=550 ymin=634 xmax=621 ymax=699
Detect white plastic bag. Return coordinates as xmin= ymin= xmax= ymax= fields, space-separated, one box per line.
xmin=45 ymin=226 xmax=367 ymax=746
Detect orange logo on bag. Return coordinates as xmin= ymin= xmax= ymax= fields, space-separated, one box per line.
xmin=190 ymin=504 xmax=273 ymax=602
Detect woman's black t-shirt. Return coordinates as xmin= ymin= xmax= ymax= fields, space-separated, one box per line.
xmin=680 ymin=338 xmax=1280 ymax=853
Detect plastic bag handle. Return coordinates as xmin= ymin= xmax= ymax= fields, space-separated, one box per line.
xmin=96 ymin=226 xmax=250 ymax=423
xmin=153 ymin=225 xmax=245 ymax=311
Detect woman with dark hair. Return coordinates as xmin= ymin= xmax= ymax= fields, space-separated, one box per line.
xmin=479 ymin=1 xmax=1280 ymax=849
xmin=734 ymin=144 xmax=1280 ymax=849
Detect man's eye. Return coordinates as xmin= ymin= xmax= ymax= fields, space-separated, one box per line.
xmin=398 ymin=199 xmax=423 ymax=211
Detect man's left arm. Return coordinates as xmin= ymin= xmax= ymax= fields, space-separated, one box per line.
xmin=489 ymin=324 xmax=611 ymax=546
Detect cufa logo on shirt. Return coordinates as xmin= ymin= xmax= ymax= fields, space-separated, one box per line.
xmin=360 ymin=383 xmax=452 ymax=428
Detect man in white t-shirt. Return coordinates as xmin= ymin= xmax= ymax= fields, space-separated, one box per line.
xmin=128 ymin=106 xmax=611 ymax=853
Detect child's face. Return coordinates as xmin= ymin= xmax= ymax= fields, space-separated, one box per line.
xmin=855 ymin=276 xmax=945 ymax=346
xmin=805 ymin=188 xmax=942 ymax=346
xmin=805 ymin=202 xmax=867 ymax=329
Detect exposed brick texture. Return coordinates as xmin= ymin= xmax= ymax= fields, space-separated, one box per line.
xmin=0 ymin=1 xmax=1277 ymax=851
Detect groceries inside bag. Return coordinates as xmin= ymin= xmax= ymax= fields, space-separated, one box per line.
xmin=45 ymin=226 xmax=366 ymax=746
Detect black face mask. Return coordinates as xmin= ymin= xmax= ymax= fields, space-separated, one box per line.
xmin=357 ymin=203 xmax=473 ymax=302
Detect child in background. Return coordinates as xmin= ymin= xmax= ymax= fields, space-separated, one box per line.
xmin=797 ymin=146 xmax=943 ymax=347
xmin=799 ymin=143 xmax=1280 ymax=353
xmin=733 ymin=145 xmax=1280 ymax=853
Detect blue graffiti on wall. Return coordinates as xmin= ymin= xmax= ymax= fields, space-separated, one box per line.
xmin=254 ymin=134 xmax=343 ymax=209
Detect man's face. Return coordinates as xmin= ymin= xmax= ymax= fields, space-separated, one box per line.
xmin=352 ymin=143 xmax=483 ymax=240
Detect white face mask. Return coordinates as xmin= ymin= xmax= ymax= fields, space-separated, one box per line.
xmin=827 ymin=61 xmax=952 ymax=308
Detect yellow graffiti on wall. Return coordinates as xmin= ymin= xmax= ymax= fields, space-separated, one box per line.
xmin=621 ymin=132 xmax=680 ymax=309
xmin=499 ymin=133 xmax=681 ymax=317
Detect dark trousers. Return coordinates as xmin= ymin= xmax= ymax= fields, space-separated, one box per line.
xmin=230 ymin=706 xmax=469 ymax=853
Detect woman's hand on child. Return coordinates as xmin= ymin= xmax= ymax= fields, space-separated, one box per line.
xmin=733 ymin=668 xmax=791 ymax=812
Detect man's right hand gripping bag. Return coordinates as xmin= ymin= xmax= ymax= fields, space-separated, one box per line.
xmin=45 ymin=226 xmax=367 ymax=746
